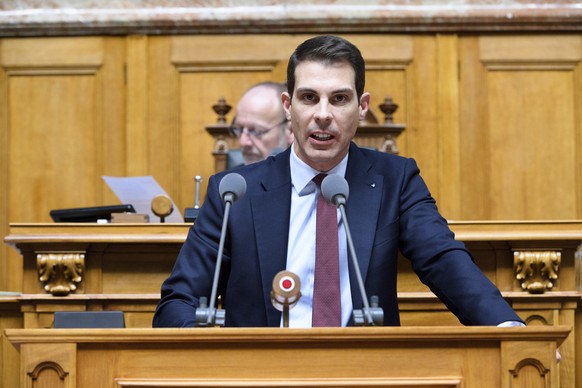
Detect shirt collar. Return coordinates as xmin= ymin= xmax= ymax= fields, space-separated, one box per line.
xmin=289 ymin=143 xmax=349 ymax=196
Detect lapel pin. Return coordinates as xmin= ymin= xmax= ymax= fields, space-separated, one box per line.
xmin=370 ymin=183 xmax=376 ymax=188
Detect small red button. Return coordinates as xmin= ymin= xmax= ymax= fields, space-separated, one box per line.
xmin=282 ymin=278 xmax=293 ymax=290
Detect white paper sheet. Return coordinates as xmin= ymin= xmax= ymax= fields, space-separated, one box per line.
xmin=102 ymin=176 xmax=183 ymax=222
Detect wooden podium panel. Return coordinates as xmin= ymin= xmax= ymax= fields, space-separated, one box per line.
xmin=4 ymin=223 xmax=187 ymax=295
xmin=5 ymin=326 xmax=569 ymax=388
xmin=5 ymin=221 xmax=581 ymax=296
xmin=3 ymin=221 xmax=582 ymax=387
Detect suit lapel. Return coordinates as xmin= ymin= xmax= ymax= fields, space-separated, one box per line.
xmin=251 ymin=151 xmax=292 ymax=326
xmin=344 ymin=143 xmax=383 ymax=309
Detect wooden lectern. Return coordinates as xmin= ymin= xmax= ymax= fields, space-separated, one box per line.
xmin=6 ymin=326 xmax=569 ymax=388
xmin=3 ymin=221 xmax=582 ymax=387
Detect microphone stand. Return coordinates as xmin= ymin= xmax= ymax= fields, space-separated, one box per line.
xmin=282 ymin=305 xmax=290 ymax=328
xmin=337 ymin=201 xmax=384 ymax=326
xmin=194 ymin=192 xmax=234 ymax=327
xmin=184 ymin=175 xmax=202 ymax=222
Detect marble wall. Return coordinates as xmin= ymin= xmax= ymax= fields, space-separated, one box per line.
xmin=0 ymin=0 xmax=581 ymax=36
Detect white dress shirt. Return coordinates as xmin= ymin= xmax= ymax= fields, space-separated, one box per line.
xmin=283 ymin=145 xmax=353 ymax=327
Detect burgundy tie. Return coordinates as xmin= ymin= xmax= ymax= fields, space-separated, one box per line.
xmin=311 ymin=173 xmax=341 ymax=327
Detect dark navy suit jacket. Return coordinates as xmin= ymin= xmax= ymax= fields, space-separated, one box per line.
xmin=153 ymin=143 xmax=521 ymax=327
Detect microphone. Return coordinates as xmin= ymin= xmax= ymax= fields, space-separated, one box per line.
xmin=195 ymin=172 xmax=247 ymax=327
xmin=184 ymin=175 xmax=203 ymax=222
xmin=321 ymin=174 xmax=384 ymax=326
xmin=321 ymin=173 xmax=349 ymax=206
xmin=271 ymin=271 xmax=302 ymax=328
xmin=219 ymin=172 xmax=247 ymax=204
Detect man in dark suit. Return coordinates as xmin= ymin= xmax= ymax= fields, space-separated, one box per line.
xmin=153 ymin=35 xmax=523 ymax=328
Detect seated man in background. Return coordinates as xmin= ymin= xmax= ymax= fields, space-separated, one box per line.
xmin=231 ymin=81 xmax=293 ymax=165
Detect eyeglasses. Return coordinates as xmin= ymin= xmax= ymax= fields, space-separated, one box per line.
xmin=230 ymin=118 xmax=288 ymax=138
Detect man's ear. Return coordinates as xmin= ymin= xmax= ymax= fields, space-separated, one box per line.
xmin=282 ymin=92 xmax=292 ymax=120
xmin=359 ymin=92 xmax=371 ymax=120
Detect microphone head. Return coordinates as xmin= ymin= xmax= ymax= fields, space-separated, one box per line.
xmin=321 ymin=174 xmax=349 ymax=206
xmin=271 ymin=270 xmax=302 ymax=311
xmin=219 ymin=173 xmax=247 ymax=204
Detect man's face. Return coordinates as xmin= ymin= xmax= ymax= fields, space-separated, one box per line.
xmin=234 ymin=88 xmax=291 ymax=165
xmin=282 ymin=60 xmax=369 ymax=172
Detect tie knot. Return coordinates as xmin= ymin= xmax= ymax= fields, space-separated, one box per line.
xmin=312 ymin=173 xmax=327 ymax=187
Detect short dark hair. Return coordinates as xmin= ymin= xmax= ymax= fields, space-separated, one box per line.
xmin=286 ymin=35 xmax=365 ymax=101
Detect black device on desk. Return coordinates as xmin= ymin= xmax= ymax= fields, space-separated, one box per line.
xmin=54 ymin=311 xmax=125 ymax=328
xmin=50 ymin=204 xmax=136 ymax=222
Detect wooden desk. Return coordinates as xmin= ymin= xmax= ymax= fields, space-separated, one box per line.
xmin=4 ymin=223 xmax=187 ymax=296
xmin=5 ymin=221 xmax=581 ymax=296
xmin=3 ymin=221 xmax=582 ymax=387
xmin=5 ymin=326 xmax=570 ymax=388
xmin=4 ymin=221 xmax=581 ymax=329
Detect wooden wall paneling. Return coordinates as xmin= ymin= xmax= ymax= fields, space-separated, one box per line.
xmin=0 ymin=40 xmax=9 ymax=291
xmin=5 ymin=37 xmax=127 ymax=215
xmin=379 ymin=34 xmax=462 ymax=222
xmin=405 ymin=36 xmax=438 ymax=207
xmin=459 ymin=36 xmax=491 ymax=220
xmin=385 ymin=34 xmax=462 ymax=222
xmin=436 ymin=34 xmax=462 ymax=220
xmin=146 ymin=37 xmax=180 ymax=214
xmin=0 ymin=37 xmax=126 ymax=291
xmin=101 ymin=38 xmax=127 ymax=202
xmin=576 ymin=52 xmax=582 ymax=221
xmin=125 ymin=35 xmax=149 ymax=176
xmin=9 ymin=74 xmax=98 ymax=217
xmin=488 ymin=70 xmax=575 ymax=219
xmin=349 ymin=35 xmax=412 ymax=153
xmin=166 ymin=35 xmax=312 ymax=209
xmin=460 ymin=34 xmax=582 ymax=221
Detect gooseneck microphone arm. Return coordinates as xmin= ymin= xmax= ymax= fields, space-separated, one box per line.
xmin=338 ymin=204 xmax=370 ymax=317
xmin=195 ymin=173 xmax=247 ymax=327
xmin=322 ymin=174 xmax=384 ymax=326
xmin=205 ymin=193 xmax=232 ymax=324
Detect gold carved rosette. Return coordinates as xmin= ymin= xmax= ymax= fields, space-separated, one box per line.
xmin=514 ymin=250 xmax=561 ymax=294
xmin=37 ymin=252 xmax=85 ymax=296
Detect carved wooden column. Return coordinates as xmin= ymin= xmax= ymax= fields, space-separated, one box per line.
xmin=205 ymin=97 xmax=234 ymax=173
xmin=377 ymin=96 xmax=406 ymax=154
xmin=355 ymin=95 xmax=406 ymax=154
